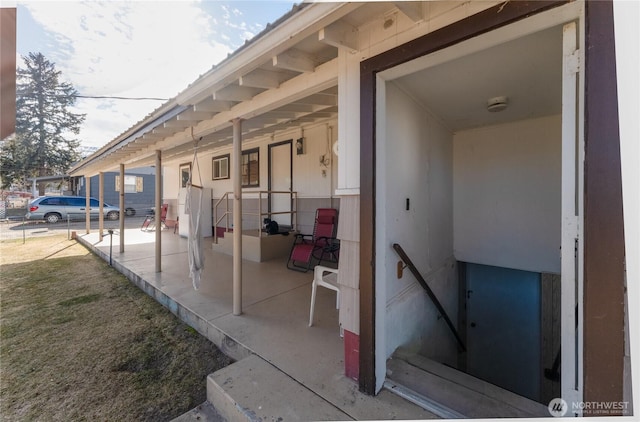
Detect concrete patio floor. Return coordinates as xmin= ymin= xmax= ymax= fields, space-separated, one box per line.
xmin=77 ymin=228 xmax=436 ymax=421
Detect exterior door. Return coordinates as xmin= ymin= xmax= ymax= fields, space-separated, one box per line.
xmin=268 ymin=141 xmax=292 ymax=227
xmin=465 ymin=263 xmax=542 ymax=402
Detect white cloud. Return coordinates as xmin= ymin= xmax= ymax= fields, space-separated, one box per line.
xmin=19 ymin=1 xmax=295 ymax=148
xmin=22 ymin=1 xmax=234 ymax=147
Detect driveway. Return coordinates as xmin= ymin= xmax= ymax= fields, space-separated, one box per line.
xmin=0 ymin=213 xmax=150 ymax=241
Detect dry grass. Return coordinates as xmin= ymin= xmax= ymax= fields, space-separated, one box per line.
xmin=0 ymin=235 xmax=232 ymax=421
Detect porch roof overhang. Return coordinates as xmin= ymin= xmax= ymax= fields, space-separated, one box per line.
xmin=68 ymin=1 xmax=377 ymax=177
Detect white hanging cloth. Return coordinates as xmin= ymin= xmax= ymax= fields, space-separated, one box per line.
xmin=187 ymin=135 xmax=204 ymax=290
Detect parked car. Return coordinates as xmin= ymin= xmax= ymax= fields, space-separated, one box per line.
xmin=25 ymin=196 xmax=120 ymax=224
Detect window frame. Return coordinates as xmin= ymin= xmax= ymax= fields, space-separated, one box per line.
xmin=241 ymin=148 xmax=260 ymax=188
xmin=179 ymin=163 xmax=192 ymax=188
xmin=212 ymin=154 xmax=230 ymax=180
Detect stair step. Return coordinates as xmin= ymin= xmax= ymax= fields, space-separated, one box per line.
xmin=385 ymin=349 xmax=549 ymax=418
xmin=170 ymin=401 xmax=224 ymax=422
xmin=207 ymin=355 xmax=351 ymax=422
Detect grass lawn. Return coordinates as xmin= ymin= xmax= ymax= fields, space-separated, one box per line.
xmin=0 ymin=235 xmax=231 ymax=421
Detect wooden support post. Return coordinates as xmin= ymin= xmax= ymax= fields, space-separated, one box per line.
xmin=85 ymin=176 xmax=91 ymax=234
xmin=119 ymin=163 xmax=125 ymax=253
xmin=232 ymin=118 xmax=243 ymax=316
xmin=98 ymin=172 xmax=104 ymax=242
xmin=155 ymin=150 xmax=162 ymax=273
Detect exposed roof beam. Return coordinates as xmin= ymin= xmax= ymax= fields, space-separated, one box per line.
xmin=395 ymin=2 xmax=424 ymax=22
xmin=175 ymin=2 xmax=362 ymax=105
xmin=275 ymin=103 xmax=317 ymax=113
xmin=272 ymin=49 xmax=318 ymax=73
xmin=152 ymin=127 xmax=175 ymax=135
xmin=177 ymin=109 xmax=214 ymax=121
xmin=318 ymin=20 xmax=358 ymax=52
xmin=239 ymin=69 xmax=284 ymax=89
xmin=213 ymin=85 xmax=263 ymax=101
xmin=194 ymin=99 xmax=235 ymax=113
xmin=123 ymin=58 xmax=338 ymax=165
xmin=293 ymin=93 xmax=337 ymax=106
xmin=164 ymin=120 xmax=191 ymax=129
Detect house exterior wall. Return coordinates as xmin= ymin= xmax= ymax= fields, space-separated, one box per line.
xmin=163 ymin=119 xmax=339 ymax=236
xmin=377 ymin=81 xmax=457 ymax=368
xmin=79 ymin=171 xmax=156 ymax=213
xmin=453 ymin=114 xmax=562 ymax=274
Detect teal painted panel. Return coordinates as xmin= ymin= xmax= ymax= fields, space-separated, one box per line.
xmin=466 ymin=262 xmax=542 ymax=402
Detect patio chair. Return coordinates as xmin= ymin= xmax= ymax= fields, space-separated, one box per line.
xmin=286 ymin=208 xmax=339 ymax=272
xmin=141 ymin=203 xmax=168 ymax=231
xmin=308 ymin=265 xmax=340 ymax=333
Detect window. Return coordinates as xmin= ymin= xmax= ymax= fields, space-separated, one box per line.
xmin=41 ymin=197 xmax=65 ymax=205
xmin=67 ymin=198 xmax=85 ymax=206
xmin=180 ymin=163 xmax=191 ymax=188
xmin=212 ymin=154 xmax=230 ymax=180
xmin=115 ymin=175 xmax=143 ymax=193
xmin=241 ymin=148 xmax=259 ymax=187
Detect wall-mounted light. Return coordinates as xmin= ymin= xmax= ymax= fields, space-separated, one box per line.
xmin=296 ymin=138 xmax=304 ymax=155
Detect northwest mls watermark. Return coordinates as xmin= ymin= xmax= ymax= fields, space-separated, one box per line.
xmin=548 ymin=398 xmax=631 ymax=417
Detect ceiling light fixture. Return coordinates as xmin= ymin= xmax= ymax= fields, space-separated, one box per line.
xmin=487 ymin=96 xmax=509 ymax=112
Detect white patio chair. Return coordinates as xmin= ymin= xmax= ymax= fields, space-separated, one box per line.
xmin=309 ymin=265 xmax=340 ymax=332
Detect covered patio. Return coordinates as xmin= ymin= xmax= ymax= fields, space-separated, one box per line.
xmin=76 ymin=227 xmax=434 ymax=421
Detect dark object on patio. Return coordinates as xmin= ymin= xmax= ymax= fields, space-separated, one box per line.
xmin=141 ymin=203 xmax=168 ymax=231
xmin=263 ymin=218 xmax=290 ymax=236
xmin=287 ymin=208 xmax=339 ymax=272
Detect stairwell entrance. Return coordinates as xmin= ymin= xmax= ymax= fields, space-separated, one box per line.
xmin=363 ymin=2 xmax=585 ymax=415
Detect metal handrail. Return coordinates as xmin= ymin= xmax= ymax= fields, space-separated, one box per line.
xmin=392 ymin=243 xmax=466 ymax=352
xmin=213 ymin=192 xmax=231 ymax=244
xmin=213 ymin=190 xmax=297 ymax=243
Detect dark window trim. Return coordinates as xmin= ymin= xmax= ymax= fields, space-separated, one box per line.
xmin=242 ymin=147 xmax=260 ymax=188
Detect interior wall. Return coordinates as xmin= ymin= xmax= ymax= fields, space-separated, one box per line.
xmin=453 ymin=114 xmax=562 ymax=274
xmin=377 ymin=82 xmax=458 ymax=371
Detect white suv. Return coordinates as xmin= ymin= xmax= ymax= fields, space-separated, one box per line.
xmin=25 ymin=196 xmax=120 ymax=223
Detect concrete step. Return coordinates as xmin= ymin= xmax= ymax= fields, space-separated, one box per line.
xmin=211 ymin=232 xmax=295 ymax=262
xmin=170 ymin=401 xmax=225 ymax=422
xmin=385 ymin=348 xmax=549 ymax=418
xmin=207 ymin=354 xmax=352 ymax=422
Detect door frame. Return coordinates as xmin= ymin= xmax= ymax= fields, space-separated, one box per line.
xmin=267 ymin=140 xmax=293 ymax=224
xmin=359 ymin=0 xmax=625 ymax=410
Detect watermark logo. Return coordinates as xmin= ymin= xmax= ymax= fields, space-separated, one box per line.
xmin=548 ymin=398 xmax=568 ymax=417
xmin=548 ymin=398 xmax=630 ymax=417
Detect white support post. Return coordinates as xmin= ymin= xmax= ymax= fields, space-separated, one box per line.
xmin=85 ymin=176 xmax=91 ymax=234
xmin=119 ymin=164 xmax=125 ymax=253
xmin=98 ymin=172 xmax=104 ymax=242
xmin=155 ymin=150 xmax=162 ymax=273
xmin=232 ymin=118 xmax=243 ymax=316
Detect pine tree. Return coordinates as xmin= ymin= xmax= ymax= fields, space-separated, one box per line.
xmin=0 ymin=52 xmax=85 ymax=193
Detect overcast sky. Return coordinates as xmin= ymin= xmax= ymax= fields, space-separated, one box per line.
xmin=16 ymin=1 xmax=297 ymax=148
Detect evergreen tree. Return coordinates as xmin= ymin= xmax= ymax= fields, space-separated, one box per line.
xmin=0 ymin=52 xmax=85 ymax=193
